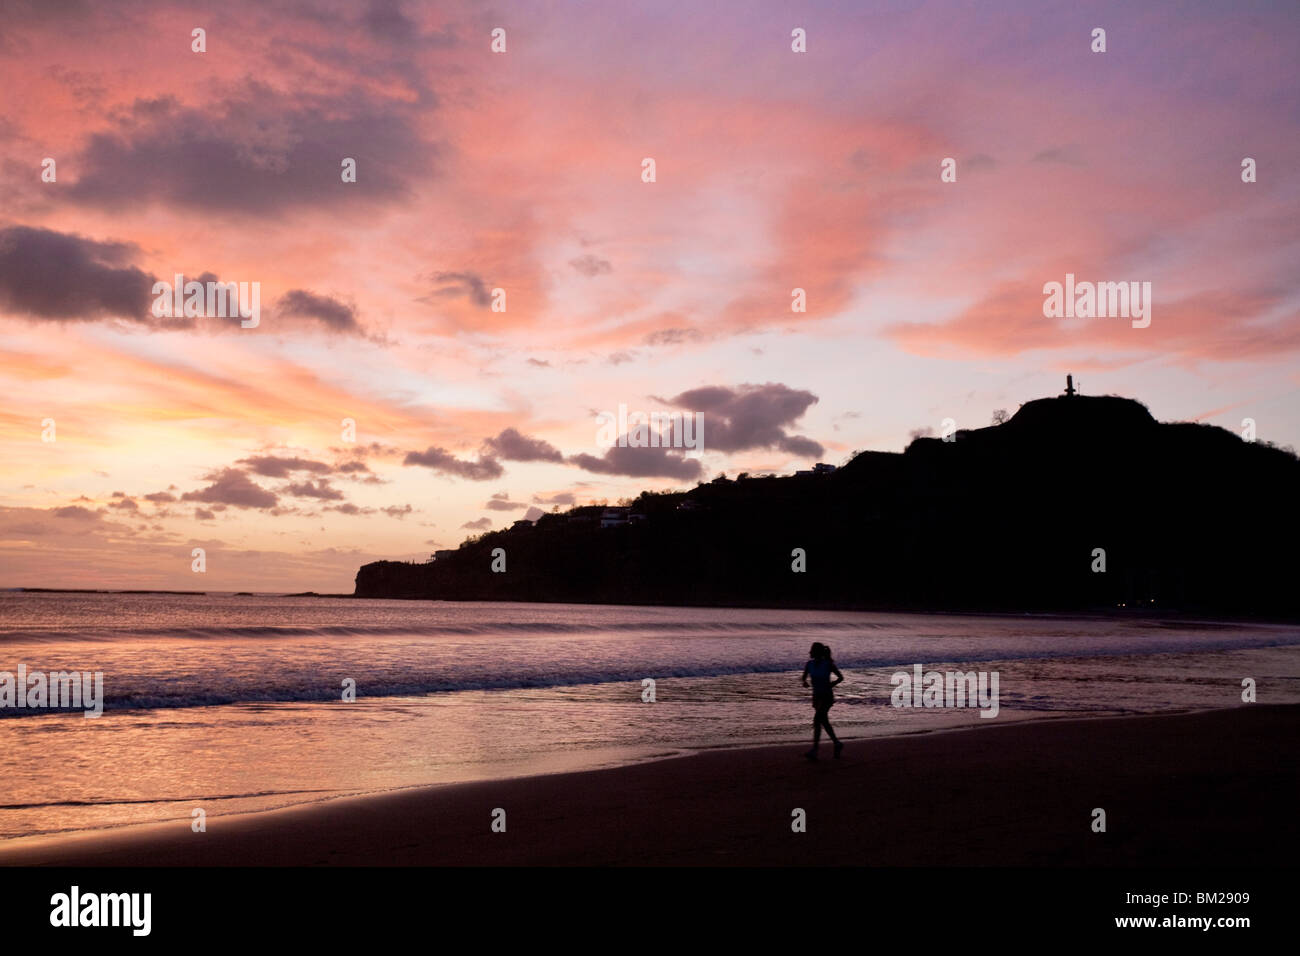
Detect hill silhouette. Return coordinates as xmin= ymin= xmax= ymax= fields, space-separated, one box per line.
xmin=354 ymin=383 xmax=1300 ymax=618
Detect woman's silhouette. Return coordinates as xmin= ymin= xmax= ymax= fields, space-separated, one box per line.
xmin=801 ymin=642 xmax=844 ymax=759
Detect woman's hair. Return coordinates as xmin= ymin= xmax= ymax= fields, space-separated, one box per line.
xmin=809 ymin=642 xmax=831 ymax=660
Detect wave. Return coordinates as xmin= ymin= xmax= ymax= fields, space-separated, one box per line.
xmin=2 ymin=628 xmax=1297 ymax=717
xmin=0 ymin=619 xmax=888 ymax=642
xmin=0 ymin=788 xmax=342 ymax=810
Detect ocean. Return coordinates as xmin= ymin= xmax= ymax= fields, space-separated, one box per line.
xmin=1 ymin=591 xmax=1297 ymax=841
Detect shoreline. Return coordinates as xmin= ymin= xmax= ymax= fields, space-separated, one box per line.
xmin=0 ymin=706 xmax=1240 ymax=845
xmin=2 ymin=704 xmax=1294 ymax=866
xmin=7 ymin=588 xmax=1299 ymax=627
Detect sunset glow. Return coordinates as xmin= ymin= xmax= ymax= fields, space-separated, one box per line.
xmin=2 ymin=0 xmax=1298 ymax=591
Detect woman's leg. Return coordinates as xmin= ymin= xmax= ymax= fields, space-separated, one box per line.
xmin=818 ymin=708 xmax=838 ymax=744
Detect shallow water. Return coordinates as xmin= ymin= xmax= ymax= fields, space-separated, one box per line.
xmin=1 ymin=592 xmax=1297 ymax=840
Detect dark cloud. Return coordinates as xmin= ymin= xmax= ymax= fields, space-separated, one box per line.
xmin=359 ymin=0 xmax=457 ymax=47
xmin=238 ymin=455 xmax=333 ymax=478
xmin=64 ymin=86 xmax=431 ymax=213
xmin=526 ymin=358 xmax=552 ymax=368
xmin=143 ymin=491 xmax=177 ymax=503
xmin=666 ymin=383 xmax=823 ymax=458
xmin=194 ymin=508 xmax=216 ymax=520
xmin=0 ymin=227 xmax=345 ymax=333
xmin=568 ymin=446 xmax=704 ymax=480
xmin=1032 ymin=146 xmax=1085 ymax=167
xmin=484 ymin=492 xmax=526 ymax=511
xmin=0 ymin=225 xmax=152 ymax=321
xmin=426 ymin=271 xmax=492 ymax=307
xmin=569 ymin=254 xmax=612 ymax=277
xmin=331 ymin=441 xmax=403 ymax=461
xmin=181 ymin=468 xmax=278 ymax=509
xmin=283 ymin=479 xmax=344 ymax=500
xmin=381 ymin=504 xmax=413 ymax=518
xmin=778 ymin=434 xmax=824 ymax=456
xmin=362 ymin=0 xmax=418 ymax=42
xmin=1 ymin=0 xmax=87 ymax=25
xmin=403 ymin=447 xmax=504 ymax=480
xmin=461 ymin=516 xmax=492 ymax=530
xmin=481 ymin=427 xmax=564 ymax=463
xmin=276 ymin=290 xmax=360 ymax=332
xmin=51 ymin=505 xmax=101 ymax=521
xmin=645 ymin=327 xmax=702 ymax=346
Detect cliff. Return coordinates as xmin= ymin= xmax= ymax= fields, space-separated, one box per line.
xmin=354 ymin=390 xmax=1300 ymax=617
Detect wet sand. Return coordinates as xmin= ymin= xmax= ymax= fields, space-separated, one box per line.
xmin=1 ymin=705 xmax=1294 ymax=866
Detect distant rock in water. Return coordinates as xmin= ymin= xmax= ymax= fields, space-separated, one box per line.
xmin=354 ymin=385 xmax=1300 ymax=617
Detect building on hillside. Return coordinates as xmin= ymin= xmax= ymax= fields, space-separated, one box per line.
xmin=567 ymin=505 xmax=603 ymax=525
xmin=600 ymin=507 xmax=630 ymax=528
xmin=796 ymin=462 xmax=837 ymax=477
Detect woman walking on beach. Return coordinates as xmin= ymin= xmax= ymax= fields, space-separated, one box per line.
xmin=802 ymin=642 xmax=844 ymax=759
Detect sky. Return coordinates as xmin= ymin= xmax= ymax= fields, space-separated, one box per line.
xmin=1 ymin=0 xmax=1297 ymax=592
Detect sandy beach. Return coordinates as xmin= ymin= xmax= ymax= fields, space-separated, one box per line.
xmin=2 ymin=704 xmax=1294 ymax=867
